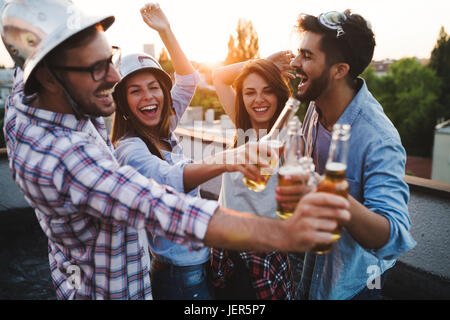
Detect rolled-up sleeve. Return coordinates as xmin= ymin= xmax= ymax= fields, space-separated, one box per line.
xmin=55 ymin=137 xmax=218 ymax=248
xmin=362 ymin=138 xmax=417 ymax=260
xmin=115 ymin=137 xmax=191 ymax=194
xmin=170 ymin=72 xmax=200 ymax=130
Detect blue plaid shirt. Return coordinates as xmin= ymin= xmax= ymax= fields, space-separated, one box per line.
xmin=3 ymin=68 xmax=218 ymax=300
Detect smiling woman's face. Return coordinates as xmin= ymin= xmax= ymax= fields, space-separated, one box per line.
xmin=242 ymin=72 xmax=278 ymax=130
xmin=125 ymin=71 xmax=165 ymax=129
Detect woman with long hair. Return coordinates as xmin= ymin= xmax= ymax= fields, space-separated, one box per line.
xmin=211 ymin=52 xmax=297 ymax=300
xmin=111 ymin=3 xmax=267 ymax=300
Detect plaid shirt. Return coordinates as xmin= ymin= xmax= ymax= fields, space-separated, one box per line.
xmin=3 ymin=69 xmax=218 ymax=300
xmin=211 ymin=248 xmax=294 ymax=300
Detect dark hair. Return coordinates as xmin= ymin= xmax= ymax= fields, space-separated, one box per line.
xmin=234 ymin=59 xmax=291 ymax=137
xmin=26 ymin=24 xmax=104 ymax=94
xmin=297 ymin=10 xmax=376 ymax=79
xmin=111 ymin=69 xmax=174 ymax=160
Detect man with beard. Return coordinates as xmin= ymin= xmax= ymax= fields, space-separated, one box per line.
xmin=1 ymin=1 xmax=351 ymax=299
xmin=276 ymin=10 xmax=416 ymax=299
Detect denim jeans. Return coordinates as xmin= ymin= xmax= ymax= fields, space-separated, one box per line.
xmin=150 ymin=261 xmax=214 ymax=300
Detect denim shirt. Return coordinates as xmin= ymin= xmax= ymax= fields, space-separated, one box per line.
xmin=300 ymin=79 xmax=416 ymax=300
xmin=115 ymin=72 xmax=210 ymax=267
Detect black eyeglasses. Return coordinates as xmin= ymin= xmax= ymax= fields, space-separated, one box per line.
xmin=318 ymin=11 xmax=347 ymax=38
xmin=50 ymin=46 xmax=121 ymax=81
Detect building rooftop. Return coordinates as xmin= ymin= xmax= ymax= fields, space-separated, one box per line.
xmin=1 ymin=124 xmax=450 ymax=299
xmin=436 ymin=119 xmax=450 ymax=134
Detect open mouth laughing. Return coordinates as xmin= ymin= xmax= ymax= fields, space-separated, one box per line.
xmin=139 ymin=104 xmax=158 ymax=116
xmin=95 ymin=88 xmax=115 ymax=105
xmin=298 ymin=74 xmax=309 ymax=90
xmin=253 ymin=106 xmax=270 ymax=114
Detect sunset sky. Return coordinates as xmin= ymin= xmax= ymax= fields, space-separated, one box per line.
xmin=1 ymin=0 xmax=450 ymax=67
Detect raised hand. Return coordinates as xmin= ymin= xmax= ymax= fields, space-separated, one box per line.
xmin=140 ymin=3 xmax=170 ymax=34
xmin=266 ymin=50 xmax=296 ymax=79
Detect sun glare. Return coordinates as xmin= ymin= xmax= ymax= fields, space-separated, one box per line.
xmin=1 ymin=0 xmax=450 ymax=67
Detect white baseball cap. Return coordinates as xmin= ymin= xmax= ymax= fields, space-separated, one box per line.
xmin=117 ymin=52 xmax=172 ymax=90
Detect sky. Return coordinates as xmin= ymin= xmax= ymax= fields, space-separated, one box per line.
xmin=1 ymin=0 xmax=450 ymax=67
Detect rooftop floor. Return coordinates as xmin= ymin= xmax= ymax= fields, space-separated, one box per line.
xmin=1 ymin=146 xmax=449 ymax=300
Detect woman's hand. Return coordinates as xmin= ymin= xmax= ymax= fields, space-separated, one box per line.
xmin=221 ymin=141 xmax=278 ymax=182
xmin=140 ymin=3 xmax=171 ymax=34
xmin=266 ymin=50 xmax=296 ymax=79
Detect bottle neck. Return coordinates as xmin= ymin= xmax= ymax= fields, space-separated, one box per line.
xmin=284 ymin=134 xmax=300 ymax=166
xmin=326 ymin=139 xmax=348 ymax=168
xmin=325 ymin=125 xmax=350 ymax=174
xmin=263 ymin=98 xmax=300 ymax=142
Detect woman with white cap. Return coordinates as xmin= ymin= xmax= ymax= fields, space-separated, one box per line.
xmin=111 ymin=3 xmax=268 ymax=300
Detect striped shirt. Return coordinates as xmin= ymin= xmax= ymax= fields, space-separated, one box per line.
xmin=3 ymin=68 xmax=218 ymax=299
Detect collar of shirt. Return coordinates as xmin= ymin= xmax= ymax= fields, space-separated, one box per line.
xmin=310 ymin=78 xmax=366 ymax=129
xmin=13 ymin=93 xmax=114 ymax=153
xmin=335 ymin=78 xmax=366 ymax=127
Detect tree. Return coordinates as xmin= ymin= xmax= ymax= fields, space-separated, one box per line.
xmin=366 ymin=58 xmax=442 ymax=157
xmin=190 ymin=87 xmax=224 ymax=119
xmin=429 ymin=27 xmax=450 ymax=121
xmin=224 ymin=19 xmax=259 ymax=65
xmin=158 ymin=47 xmax=174 ymax=75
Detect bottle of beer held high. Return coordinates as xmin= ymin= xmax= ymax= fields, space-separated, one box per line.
xmin=312 ymin=124 xmax=351 ymax=255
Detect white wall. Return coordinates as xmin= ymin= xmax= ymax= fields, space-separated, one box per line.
xmin=431 ymin=132 xmax=450 ymax=184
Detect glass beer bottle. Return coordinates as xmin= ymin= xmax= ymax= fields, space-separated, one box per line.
xmin=277 ymin=154 xmax=317 ymax=220
xmin=242 ymin=97 xmax=301 ymax=192
xmin=312 ymin=124 xmax=351 ymax=254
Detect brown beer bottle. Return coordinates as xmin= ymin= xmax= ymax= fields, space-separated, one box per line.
xmin=312 ymin=124 xmax=351 ymax=254
xmin=277 ymin=117 xmax=318 ymax=220
xmin=277 ymin=157 xmax=317 ymax=220
xmin=277 ymin=117 xmax=304 ymax=219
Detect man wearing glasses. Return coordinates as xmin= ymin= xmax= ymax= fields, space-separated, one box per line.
xmin=277 ymin=10 xmax=416 ymax=299
xmin=1 ymin=0 xmax=351 ymax=300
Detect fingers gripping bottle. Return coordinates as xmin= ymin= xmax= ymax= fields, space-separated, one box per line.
xmin=243 ymin=97 xmax=301 ymax=192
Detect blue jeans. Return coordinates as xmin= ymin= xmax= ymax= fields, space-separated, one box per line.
xmin=150 ymin=261 xmax=214 ymax=300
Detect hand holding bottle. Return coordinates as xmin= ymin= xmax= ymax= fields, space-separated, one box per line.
xmin=205 ymin=141 xmax=277 ymax=185
xmin=276 ymin=164 xmax=318 ymax=218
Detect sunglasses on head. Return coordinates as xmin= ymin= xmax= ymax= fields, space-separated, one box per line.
xmin=318 ymin=11 xmax=347 ymax=38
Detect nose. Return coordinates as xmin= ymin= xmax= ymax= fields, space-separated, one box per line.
xmin=255 ymin=91 xmax=266 ymax=103
xmin=291 ymin=55 xmax=301 ymax=70
xmin=106 ymin=63 xmax=121 ymax=84
xmin=142 ymin=88 xmax=153 ymax=101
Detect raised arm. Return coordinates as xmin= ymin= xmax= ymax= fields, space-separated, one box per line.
xmin=212 ymin=62 xmax=246 ymax=124
xmin=140 ymin=3 xmax=194 ymax=75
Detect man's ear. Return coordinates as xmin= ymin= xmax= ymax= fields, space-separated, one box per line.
xmin=34 ymin=67 xmax=62 ymax=94
xmin=332 ymin=62 xmax=350 ymax=80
